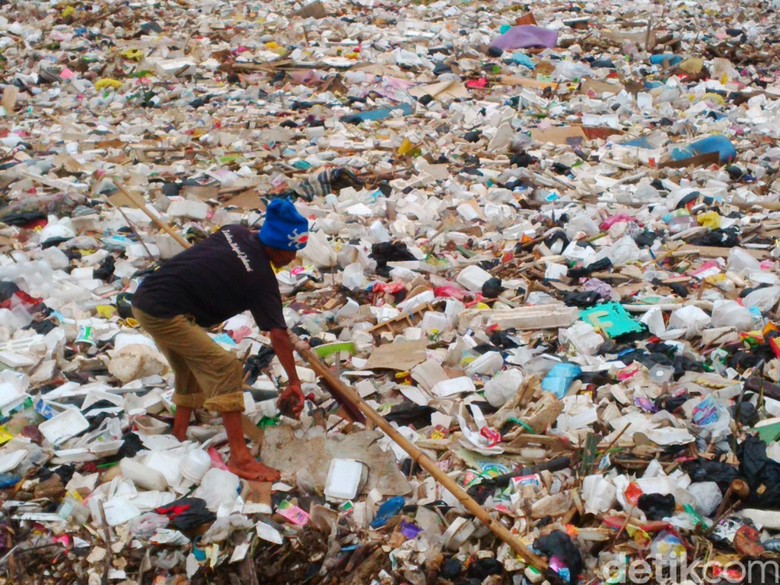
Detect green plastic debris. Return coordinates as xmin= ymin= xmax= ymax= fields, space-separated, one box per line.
xmin=580 ymin=303 xmax=645 ymax=338
xmin=754 ymin=420 xmax=780 ymax=444
xmin=258 ymin=416 xmax=280 ymax=428
xmin=312 ymin=341 xmax=357 ymax=359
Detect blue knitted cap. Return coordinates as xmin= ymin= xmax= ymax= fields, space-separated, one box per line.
xmin=259 ymin=199 xmax=309 ymax=251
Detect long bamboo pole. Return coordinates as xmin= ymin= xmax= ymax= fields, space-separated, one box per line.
xmin=113 ymin=182 xmax=549 ymax=572
xmin=112 ymin=181 xmax=191 ymax=250
xmin=290 ymin=332 xmax=549 ymax=572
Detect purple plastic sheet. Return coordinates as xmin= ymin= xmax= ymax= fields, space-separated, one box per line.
xmin=491 ymin=26 xmax=558 ymax=51
xmin=400 ymin=521 xmax=423 ymax=540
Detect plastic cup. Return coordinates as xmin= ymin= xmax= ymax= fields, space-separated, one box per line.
xmin=75 ymin=326 xmax=95 ymax=346
xmin=179 ymin=449 xmax=211 ymax=483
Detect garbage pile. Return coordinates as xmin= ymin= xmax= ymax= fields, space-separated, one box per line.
xmin=1 ymin=0 xmax=780 ymax=583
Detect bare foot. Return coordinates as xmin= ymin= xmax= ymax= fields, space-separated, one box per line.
xmin=228 ymin=457 xmax=280 ymax=482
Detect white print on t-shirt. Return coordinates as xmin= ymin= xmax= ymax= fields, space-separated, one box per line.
xmin=223 ymin=230 xmax=253 ymax=273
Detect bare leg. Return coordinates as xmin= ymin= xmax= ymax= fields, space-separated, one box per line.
xmin=222 ymin=411 xmax=280 ymax=482
xmin=173 ymin=406 xmax=193 ymax=442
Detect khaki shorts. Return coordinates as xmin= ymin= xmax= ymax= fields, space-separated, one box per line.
xmin=132 ymin=307 xmax=244 ymax=413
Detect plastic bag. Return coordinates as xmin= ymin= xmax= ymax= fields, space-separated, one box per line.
xmin=738 ymin=435 xmax=780 ymax=509
xmin=533 ymin=530 xmax=583 ymax=585
xmin=638 ymin=493 xmax=676 ymax=521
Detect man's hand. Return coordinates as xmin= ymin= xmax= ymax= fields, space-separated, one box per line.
xmin=268 ymin=328 xmax=305 ymax=418
xmin=277 ymin=382 xmax=305 ymax=419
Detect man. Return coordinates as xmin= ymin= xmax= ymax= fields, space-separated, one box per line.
xmin=131 ymin=199 xmax=308 ymax=482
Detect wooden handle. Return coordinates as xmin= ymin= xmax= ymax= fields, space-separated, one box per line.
xmin=290 ymin=332 xmax=549 ymax=572
xmin=112 ymin=181 xmax=192 ymax=250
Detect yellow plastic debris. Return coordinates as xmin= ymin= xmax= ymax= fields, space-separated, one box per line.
xmin=0 ymin=427 xmax=14 ymax=446
xmin=701 ymin=92 xmax=725 ymax=106
xmin=94 ymin=78 xmax=124 ymax=90
xmin=398 ymin=138 xmax=415 ymax=156
xmin=679 ymin=57 xmax=704 ymax=75
xmin=264 ymin=41 xmax=286 ymax=55
xmin=62 ymin=6 xmax=76 ymax=18
xmin=96 ymin=305 xmax=118 ymax=319
xmin=120 ymin=49 xmax=145 ymax=61
xmin=697 ymin=211 xmax=721 ymax=229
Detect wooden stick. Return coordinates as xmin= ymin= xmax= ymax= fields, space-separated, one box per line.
xmin=104 ymin=198 xmax=155 ymax=259
xmin=289 ymin=332 xmax=548 ymax=572
xmin=111 ymin=181 xmax=191 ymax=250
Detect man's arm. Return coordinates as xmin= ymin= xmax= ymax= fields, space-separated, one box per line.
xmin=269 ymin=328 xmax=304 ymax=417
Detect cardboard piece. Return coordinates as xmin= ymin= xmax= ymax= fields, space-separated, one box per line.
xmin=365 ymin=340 xmax=429 ymax=371
xmin=296 ymin=0 xmax=327 ymax=19
xmin=582 ymin=126 xmax=623 ymax=140
xmin=242 ymin=480 xmax=273 ymax=515
xmin=580 ymin=79 xmax=624 ymax=96
xmin=225 ymin=189 xmax=266 ymax=211
xmin=500 ymin=75 xmax=558 ymax=90
xmin=408 ymin=80 xmax=470 ymax=101
xmin=515 ymin=13 xmax=538 ymax=26
xmin=2 ymin=85 xmax=19 ymax=113
xmin=107 ymin=191 xmax=140 ymax=208
xmin=531 ymin=126 xmax=587 ymax=145
xmin=677 ymin=244 xmax=770 ymax=260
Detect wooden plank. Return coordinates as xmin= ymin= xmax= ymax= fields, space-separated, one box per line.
xmin=677 ymin=244 xmax=769 ymax=259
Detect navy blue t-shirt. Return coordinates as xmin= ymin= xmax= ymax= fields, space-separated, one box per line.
xmin=132 ymin=225 xmax=287 ymax=330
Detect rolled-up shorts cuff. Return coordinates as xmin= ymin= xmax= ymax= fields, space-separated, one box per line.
xmin=173 ymin=392 xmax=205 ymax=409
xmin=204 ymin=393 xmax=245 ymax=413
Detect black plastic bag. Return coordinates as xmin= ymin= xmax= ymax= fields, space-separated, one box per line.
xmin=156 ymin=497 xmax=216 ymax=532
xmin=738 ymin=435 xmax=780 ymax=509
xmin=563 ymin=291 xmax=601 ymax=308
xmin=482 ymin=277 xmax=503 ymax=298
xmin=370 ymin=242 xmax=416 ymax=277
xmin=534 ymin=530 xmax=583 ymax=585
xmin=0 ymin=281 xmax=20 ymax=302
xmin=638 ymin=493 xmax=676 ymax=520
xmin=685 ymin=459 xmax=740 ymax=494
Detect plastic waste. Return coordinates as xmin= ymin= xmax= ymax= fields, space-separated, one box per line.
xmin=341 ymin=103 xmax=414 ymax=124
xmin=533 ymin=530 xmax=583 ymax=585
xmin=490 ymin=26 xmax=558 ymax=51
xmin=194 ymin=469 xmax=241 ymax=512
xmin=687 ymin=482 xmax=723 ymax=516
xmin=670 ymin=136 xmax=737 ymax=164
xmin=541 ymin=363 xmax=582 ymax=398
xmin=179 ymin=448 xmax=211 ymax=484
xmin=370 ymin=497 xmax=405 ymax=529
xmin=324 ymin=459 xmax=368 ymax=501
xmin=483 ymin=369 xmax=524 ymax=408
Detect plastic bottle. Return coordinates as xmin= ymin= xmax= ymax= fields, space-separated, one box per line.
xmin=649 ymin=54 xmax=682 ymax=67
